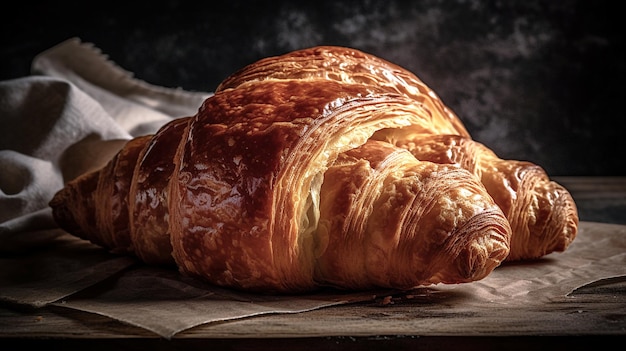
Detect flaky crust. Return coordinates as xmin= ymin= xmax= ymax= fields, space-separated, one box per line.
xmin=217 ymin=46 xmax=470 ymax=138
xmin=315 ymin=140 xmax=510 ymax=289
xmin=49 ymin=46 xmax=577 ymax=293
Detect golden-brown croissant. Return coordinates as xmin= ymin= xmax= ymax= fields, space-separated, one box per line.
xmin=49 ymin=46 xmax=576 ymax=293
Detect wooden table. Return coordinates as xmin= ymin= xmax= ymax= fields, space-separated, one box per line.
xmin=2 ymin=177 xmax=625 ymax=350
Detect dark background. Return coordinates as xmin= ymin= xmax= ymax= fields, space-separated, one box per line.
xmin=1 ymin=0 xmax=624 ymax=176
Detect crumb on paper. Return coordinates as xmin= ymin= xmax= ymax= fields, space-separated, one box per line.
xmin=381 ymin=295 xmax=393 ymax=305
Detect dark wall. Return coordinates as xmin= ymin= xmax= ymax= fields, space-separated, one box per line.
xmin=1 ymin=0 xmax=623 ymax=176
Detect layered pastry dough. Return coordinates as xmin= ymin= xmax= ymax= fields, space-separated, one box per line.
xmin=49 ymin=46 xmax=578 ymax=293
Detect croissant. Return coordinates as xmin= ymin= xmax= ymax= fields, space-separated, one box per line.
xmin=49 ymin=46 xmax=576 ymax=293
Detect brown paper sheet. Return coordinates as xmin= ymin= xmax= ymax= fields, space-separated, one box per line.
xmin=0 ymin=230 xmax=136 ymax=307
xmin=1 ymin=221 xmax=625 ymax=339
xmin=52 ymin=268 xmax=384 ymax=338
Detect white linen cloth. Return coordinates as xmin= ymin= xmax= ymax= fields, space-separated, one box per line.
xmin=0 ymin=37 xmax=211 ymax=249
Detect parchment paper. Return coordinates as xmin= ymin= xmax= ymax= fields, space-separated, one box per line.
xmin=1 ymin=38 xmax=624 ymax=339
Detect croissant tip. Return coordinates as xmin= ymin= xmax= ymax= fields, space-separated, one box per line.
xmin=49 ymin=189 xmax=84 ymax=239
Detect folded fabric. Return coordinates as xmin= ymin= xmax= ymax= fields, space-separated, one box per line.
xmin=0 ymin=38 xmax=211 ymax=249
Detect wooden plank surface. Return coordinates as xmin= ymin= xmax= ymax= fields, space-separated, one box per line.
xmin=554 ymin=176 xmax=626 ymax=199
xmin=7 ymin=276 xmax=621 ymax=339
xmin=554 ymin=176 xmax=626 ymax=225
